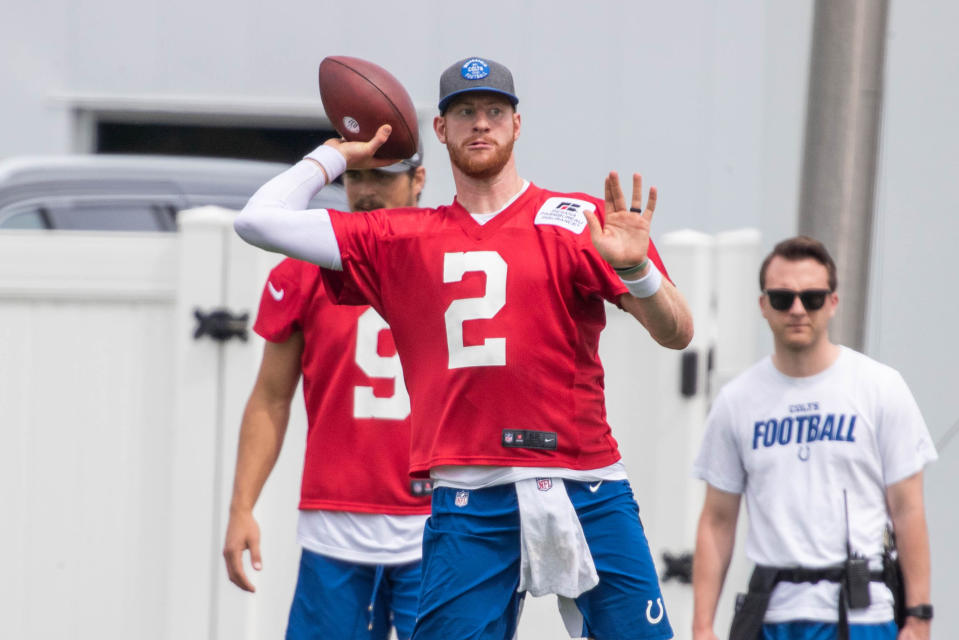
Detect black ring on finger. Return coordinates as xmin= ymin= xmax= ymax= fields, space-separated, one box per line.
xmin=630 ymin=207 xmax=643 ymax=214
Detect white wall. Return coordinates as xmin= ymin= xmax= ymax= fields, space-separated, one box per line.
xmin=2 ymin=0 xmax=785 ymax=238
xmin=868 ymin=1 xmax=959 ymax=630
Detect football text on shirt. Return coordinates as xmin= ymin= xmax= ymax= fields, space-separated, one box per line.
xmin=752 ymin=413 xmax=857 ymax=450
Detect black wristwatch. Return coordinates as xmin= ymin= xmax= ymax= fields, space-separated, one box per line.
xmin=904 ymin=604 xmax=934 ymax=620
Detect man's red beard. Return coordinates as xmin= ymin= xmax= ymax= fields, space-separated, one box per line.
xmin=447 ymin=136 xmax=514 ymax=179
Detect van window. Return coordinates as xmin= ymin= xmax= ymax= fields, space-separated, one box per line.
xmin=0 ymin=205 xmax=49 ymax=229
xmin=45 ymin=201 xmax=177 ymax=232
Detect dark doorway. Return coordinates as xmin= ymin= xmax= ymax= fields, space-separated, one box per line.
xmin=96 ymin=121 xmax=339 ymax=165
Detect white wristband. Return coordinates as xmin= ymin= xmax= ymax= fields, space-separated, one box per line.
xmin=304 ymin=145 xmax=347 ymax=184
xmin=620 ymin=261 xmax=663 ymax=298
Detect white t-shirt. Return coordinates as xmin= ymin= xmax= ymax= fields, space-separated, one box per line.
xmin=297 ymin=511 xmax=428 ymax=565
xmin=693 ymin=346 xmax=937 ymax=623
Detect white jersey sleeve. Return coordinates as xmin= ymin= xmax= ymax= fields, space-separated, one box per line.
xmin=234 ymin=157 xmax=344 ymax=269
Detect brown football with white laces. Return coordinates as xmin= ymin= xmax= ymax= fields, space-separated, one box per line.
xmin=318 ymin=56 xmax=419 ymax=160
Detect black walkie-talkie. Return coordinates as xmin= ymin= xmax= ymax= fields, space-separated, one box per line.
xmin=844 ymin=489 xmax=872 ymax=609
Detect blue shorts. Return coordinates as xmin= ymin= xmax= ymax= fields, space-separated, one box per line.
xmin=286 ymin=548 xmax=421 ymax=640
xmin=412 ymin=479 xmax=672 ymax=640
xmin=762 ymin=620 xmax=898 ymax=640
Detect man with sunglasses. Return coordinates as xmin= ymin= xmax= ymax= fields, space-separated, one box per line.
xmin=690 ymin=236 xmax=936 ymax=640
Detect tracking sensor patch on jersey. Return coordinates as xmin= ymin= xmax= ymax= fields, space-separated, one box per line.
xmin=534 ymin=197 xmax=591 ymax=234
xmin=502 ymin=429 xmax=558 ymax=450
xmin=410 ymin=479 xmax=434 ymax=497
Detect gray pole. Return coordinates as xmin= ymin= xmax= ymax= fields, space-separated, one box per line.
xmin=798 ymin=0 xmax=889 ymax=350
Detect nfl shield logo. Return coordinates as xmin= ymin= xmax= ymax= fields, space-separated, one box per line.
xmin=455 ymin=490 xmax=469 ymax=507
xmin=504 ymin=432 xmax=514 ymax=444
xmin=536 ymin=478 xmax=552 ymax=492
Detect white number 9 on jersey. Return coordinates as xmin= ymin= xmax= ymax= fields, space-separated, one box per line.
xmin=443 ymin=251 xmax=507 ymax=369
xmin=353 ymin=308 xmax=410 ymax=420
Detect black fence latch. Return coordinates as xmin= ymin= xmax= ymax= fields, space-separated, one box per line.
xmin=193 ymin=308 xmax=249 ymax=342
xmin=661 ymin=551 xmax=693 ymax=584
xmin=680 ymin=350 xmax=698 ymax=397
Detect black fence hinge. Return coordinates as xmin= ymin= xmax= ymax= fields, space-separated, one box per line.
xmin=193 ymin=308 xmax=250 ymax=342
xmin=661 ymin=550 xmax=693 ymax=584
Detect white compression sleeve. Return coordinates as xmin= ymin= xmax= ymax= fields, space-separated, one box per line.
xmin=233 ymin=147 xmax=346 ymax=270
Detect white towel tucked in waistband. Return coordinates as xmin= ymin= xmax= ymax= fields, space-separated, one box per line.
xmin=515 ymin=477 xmax=599 ymax=599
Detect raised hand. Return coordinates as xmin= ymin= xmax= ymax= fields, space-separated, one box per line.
xmin=322 ymin=124 xmax=396 ymax=170
xmin=584 ymin=172 xmax=657 ymax=270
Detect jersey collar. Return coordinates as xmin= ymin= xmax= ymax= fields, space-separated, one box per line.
xmin=448 ymin=182 xmax=538 ymax=240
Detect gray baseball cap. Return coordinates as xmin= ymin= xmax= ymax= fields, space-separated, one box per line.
xmin=375 ymin=138 xmax=423 ymax=174
xmin=438 ymin=57 xmax=519 ymax=113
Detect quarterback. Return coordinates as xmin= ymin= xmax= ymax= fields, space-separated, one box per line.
xmin=236 ymin=56 xmax=694 ymax=640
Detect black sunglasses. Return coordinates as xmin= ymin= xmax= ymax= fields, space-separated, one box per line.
xmin=764 ymin=289 xmax=832 ymax=311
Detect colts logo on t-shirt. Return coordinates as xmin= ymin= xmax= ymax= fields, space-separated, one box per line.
xmin=534 ymin=197 xmax=592 ymax=234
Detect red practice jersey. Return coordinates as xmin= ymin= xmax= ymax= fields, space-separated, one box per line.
xmin=322 ymin=184 xmax=671 ymax=476
xmin=254 ymin=258 xmax=430 ymax=514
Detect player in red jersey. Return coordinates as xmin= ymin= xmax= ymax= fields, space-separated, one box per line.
xmin=235 ymin=57 xmax=694 ymax=640
xmin=223 ymin=148 xmax=430 ymax=640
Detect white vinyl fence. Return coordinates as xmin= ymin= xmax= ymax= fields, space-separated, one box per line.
xmin=0 ymin=210 xmax=761 ymax=639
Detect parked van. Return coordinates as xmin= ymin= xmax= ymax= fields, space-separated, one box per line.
xmin=0 ymin=155 xmax=346 ymax=231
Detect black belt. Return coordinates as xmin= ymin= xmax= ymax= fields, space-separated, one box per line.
xmin=729 ymin=564 xmax=888 ymax=640
xmin=775 ymin=565 xmax=883 ymax=584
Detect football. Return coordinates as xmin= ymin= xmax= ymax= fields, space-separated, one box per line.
xmin=318 ymin=56 xmax=419 ymax=160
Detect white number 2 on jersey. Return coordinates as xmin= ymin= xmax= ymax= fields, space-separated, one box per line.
xmin=353 ymin=308 xmax=410 ymax=419
xmin=443 ymin=251 xmax=507 ymax=369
